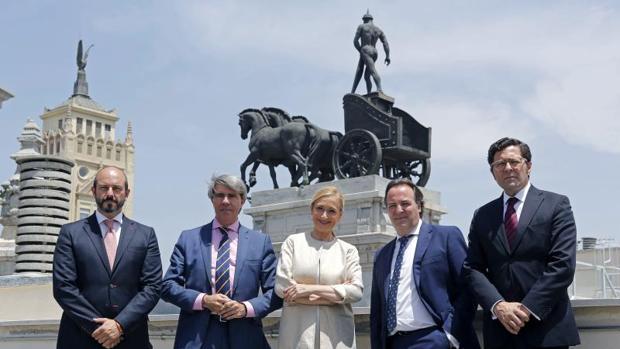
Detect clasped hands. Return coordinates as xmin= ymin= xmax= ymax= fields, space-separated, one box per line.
xmin=283 ymin=280 xmax=351 ymax=303
xmin=202 ymin=293 xmax=247 ymax=320
xmin=283 ymin=283 xmax=312 ymax=303
xmin=91 ymin=318 xmax=122 ymax=349
xmin=494 ymin=301 xmax=531 ymax=335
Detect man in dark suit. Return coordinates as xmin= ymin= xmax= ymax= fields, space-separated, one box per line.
xmin=161 ymin=174 xmax=281 ymax=349
xmin=463 ymin=137 xmax=580 ymax=349
xmin=370 ymin=178 xmax=479 ymax=349
xmin=53 ymin=166 xmax=162 ymax=349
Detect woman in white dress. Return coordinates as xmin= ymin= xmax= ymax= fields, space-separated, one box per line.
xmin=275 ymin=186 xmax=363 ymax=349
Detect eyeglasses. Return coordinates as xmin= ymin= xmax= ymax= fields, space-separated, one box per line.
xmin=491 ymin=158 xmax=526 ymax=170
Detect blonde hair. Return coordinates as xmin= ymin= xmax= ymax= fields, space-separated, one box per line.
xmin=310 ymin=186 xmax=344 ymax=212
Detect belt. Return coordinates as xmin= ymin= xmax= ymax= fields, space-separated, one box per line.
xmin=390 ymin=326 xmax=438 ymax=337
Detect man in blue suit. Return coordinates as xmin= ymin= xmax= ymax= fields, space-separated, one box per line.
xmin=370 ymin=178 xmax=479 ymax=349
xmin=53 ymin=166 xmax=162 ymax=349
xmin=463 ymin=137 xmax=579 ymax=349
xmin=161 ymin=174 xmax=281 ymax=349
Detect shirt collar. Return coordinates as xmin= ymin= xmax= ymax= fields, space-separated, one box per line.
xmin=213 ymin=219 xmax=240 ymax=233
xmin=95 ymin=210 xmax=123 ymax=225
xmin=503 ymin=181 xmax=531 ymax=205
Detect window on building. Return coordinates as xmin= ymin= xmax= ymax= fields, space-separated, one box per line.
xmin=105 ymin=124 xmax=111 ymax=132
xmin=96 ymin=122 xmax=102 ymax=137
xmin=116 ymin=149 xmax=121 ymax=161
xmin=76 ymin=118 xmax=83 ymax=133
xmin=87 ymin=143 xmax=93 ymax=155
xmin=58 ymin=119 xmax=63 ymax=129
xmin=56 ymin=141 xmax=60 ymax=153
xmin=77 ymin=140 xmax=83 ymax=153
xmin=97 ymin=145 xmax=102 ymax=157
xmin=86 ymin=120 xmax=92 ymax=135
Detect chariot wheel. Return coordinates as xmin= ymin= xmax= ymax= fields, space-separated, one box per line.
xmin=332 ymin=129 xmax=382 ymax=179
xmin=393 ymin=159 xmax=431 ymax=187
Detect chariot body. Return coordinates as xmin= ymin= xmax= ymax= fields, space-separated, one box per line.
xmin=334 ymin=93 xmax=431 ymax=186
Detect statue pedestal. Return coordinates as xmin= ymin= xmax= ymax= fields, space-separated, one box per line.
xmin=244 ymin=175 xmax=446 ymax=305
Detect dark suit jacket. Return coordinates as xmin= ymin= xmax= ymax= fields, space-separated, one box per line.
xmin=370 ymin=222 xmax=480 ymax=349
xmin=463 ymin=185 xmax=580 ymax=348
xmin=52 ymin=213 xmax=163 ymax=349
xmin=161 ymin=222 xmax=282 ymax=349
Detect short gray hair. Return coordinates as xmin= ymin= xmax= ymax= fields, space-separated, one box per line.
xmin=207 ymin=174 xmax=247 ymax=201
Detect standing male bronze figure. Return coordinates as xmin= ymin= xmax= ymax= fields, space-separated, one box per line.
xmin=351 ymin=10 xmax=391 ymax=94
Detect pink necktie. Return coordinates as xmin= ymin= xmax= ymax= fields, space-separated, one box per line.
xmin=103 ymin=219 xmax=117 ymax=269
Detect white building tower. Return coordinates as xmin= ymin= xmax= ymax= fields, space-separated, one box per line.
xmin=38 ymin=40 xmax=135 ymax=220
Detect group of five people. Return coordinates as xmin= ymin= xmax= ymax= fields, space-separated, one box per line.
xmin=52 ymin=137 xmax=580 ymax=349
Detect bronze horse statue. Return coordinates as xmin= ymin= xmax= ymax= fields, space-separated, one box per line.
xmin=238 ymin=108 xmax=341 ymax=190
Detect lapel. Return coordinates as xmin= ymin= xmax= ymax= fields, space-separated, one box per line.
xmin=83 ymin=214 xmax=112 ymax=276
xmin=111 ymin=216 xmax=137 ymax=275
xmin=511 ymin=186 xmax=544 ymax=252
xmin=412 ymin=222 xmax=432 ymax=290
xmin=199 ymin=222 xmax=213 ymax=291
xmin=233 ymin=225 xmax=250 ymax=297
xmin=381 ymin=239 xmax=397 ymax=302
xmin=490 ymin=196 xmax=511 ymax=255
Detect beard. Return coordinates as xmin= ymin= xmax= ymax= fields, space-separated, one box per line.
xmin=96 ymin=197 xmax=125 ymax=214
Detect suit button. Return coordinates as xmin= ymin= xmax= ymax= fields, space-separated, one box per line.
xmin=112 ymin=304 xmax=119 ymax=308
xmin=110 ymin=283 xmax=117 ymax=288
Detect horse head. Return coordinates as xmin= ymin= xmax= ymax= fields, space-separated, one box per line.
xmin=238 ymin=109 xmax=259 ymax=140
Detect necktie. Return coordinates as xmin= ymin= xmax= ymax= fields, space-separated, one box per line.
xmin=103 ymin=219 xmax=117 ymax=269
xmin=504 ymin=197 xmax=519 ymax=249
xmin=386 ymin=234 xmax=412 ymax=334
xmin=215 ymin=227 xmax=231 ymax=296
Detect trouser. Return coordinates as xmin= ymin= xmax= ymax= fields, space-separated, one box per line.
xmin=387 ymin=326 xmax=449 ymax=349
xmin=201 ymin=315 xmax=230 ymax=349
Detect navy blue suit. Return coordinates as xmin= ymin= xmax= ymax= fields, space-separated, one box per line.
xmin=464 ymin=186 xmax=580 ymax=348
xmin=52 ymin=214 xmax=162 ymax=349
xmin=370 ymin=222 xmax=480 ymax=349
xmin=161 ymin=222 xmax=282 ymax=349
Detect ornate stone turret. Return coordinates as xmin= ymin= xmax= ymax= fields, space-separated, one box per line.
xmin=0 ymin=119 xmax=45 ymax=275
xmin=36 ymin=40 xmax=135 ymax=220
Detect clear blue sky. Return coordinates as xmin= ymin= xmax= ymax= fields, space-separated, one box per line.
xmin=1 ymin=1 xmax=619 ymax=267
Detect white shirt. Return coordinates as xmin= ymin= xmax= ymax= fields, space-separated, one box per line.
xmin=95 ymin=210 xmax=123 ymax=244
xmin=501 ymin=181 xmax=531 ymax=221
xmin=389 ymin=221 xmax=436 ymax=334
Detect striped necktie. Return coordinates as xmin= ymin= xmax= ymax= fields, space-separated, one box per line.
xmin=504 ymin=197 xmax=519 ymax=249
xmin=215 ymin=227 xmax=231 ymax=296
xmin=386 ymin=234 xmax=412 ymax=334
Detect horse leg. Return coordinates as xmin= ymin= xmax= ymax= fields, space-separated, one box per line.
xmin=240 ymin=153 xmax=258 ymax=191
xmin=249 ymin=162 xmax=260 ymax=187
xmin=268 ymin=166 xmax=279 ymax=189
xmin=289 ymin=151 xmax=307 ymax=187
